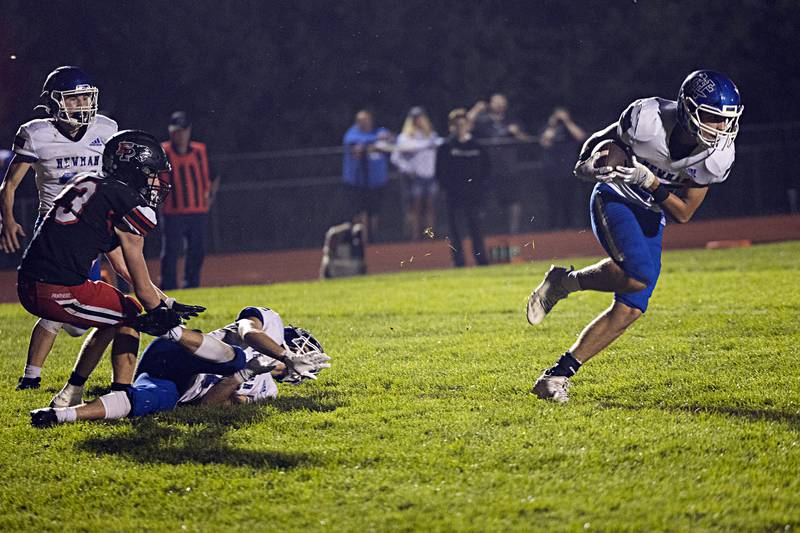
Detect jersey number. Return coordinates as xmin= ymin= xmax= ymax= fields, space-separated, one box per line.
xmin=53 ymin=179 xmax=98 ymax=225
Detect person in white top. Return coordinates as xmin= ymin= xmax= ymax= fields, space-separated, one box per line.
xmin=525 ymin=70 xmax=743 ymax=403
xmin=391 ymin=107 xmax=440 ymax=240
xmin=30 ymin=305 xmax=331 ymax=427
xmin=0 ymin=66 xmax=118 ymax=391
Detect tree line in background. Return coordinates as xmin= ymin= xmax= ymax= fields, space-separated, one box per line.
xmin=0 ymin=0 xmax=796 ymax=156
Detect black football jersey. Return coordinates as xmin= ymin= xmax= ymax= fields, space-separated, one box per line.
xmin=20 ymin=172 xmax=157 ymax=285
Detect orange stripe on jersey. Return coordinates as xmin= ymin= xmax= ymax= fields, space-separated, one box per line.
xmin=123 ymin=214 xmax=148 ymax=236
xmin=161 ymin=141 xmax=211 ymax=215
xmin=129 ymin=208 xmax=156 ymax=231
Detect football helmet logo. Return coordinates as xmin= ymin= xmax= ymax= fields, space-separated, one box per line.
xmin=115 ymin=141 xmax=152 ymax=163
xmin=103 ymin=130 xmax=172 ymax=208
xmin=678 ymin=70 xmax=743 ymax=151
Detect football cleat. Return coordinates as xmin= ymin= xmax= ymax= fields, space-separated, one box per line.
xmin=50 ymin=383 xmax=84 ymax=408
xmin=30 ymin=408 xmax=60 ymax=428
xmin=16 ymin=376 xmax=41 ymax=390
xmin=531 ymin=374 xmax=571 ymax=403
xmin=526 ymin=265 xmax=572 ymax=326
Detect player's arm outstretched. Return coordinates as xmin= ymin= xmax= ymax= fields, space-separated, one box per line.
xmin=111 ymin=231 xmax=205 ymax=319
xmin=106 ymin=246 xmax=204 ymax=320
xmin=237 ymin=316 xmax=330 ymax=380
xmin=0 ymin=159 xmax=32 ymax=253
xmin=114 ymin=227 xmax=163 ymax=311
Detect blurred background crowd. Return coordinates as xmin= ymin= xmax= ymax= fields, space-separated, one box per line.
xmin=1 ymin=1 xmax=799 ymax=275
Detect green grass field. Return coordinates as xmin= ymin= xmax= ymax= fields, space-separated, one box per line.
xmin=1 ymin=241 xmax=798 ymax=531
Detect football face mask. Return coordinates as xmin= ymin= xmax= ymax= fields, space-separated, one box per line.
xmin=682 ymin=98 xmax=742 ymax=150
xmin=678 ymin=70 xmax=743 ymax=151
xmin=53 ymin=86 xmax=99 ymax=127
xmin=139 ymin=170 xmax=172 ymax=208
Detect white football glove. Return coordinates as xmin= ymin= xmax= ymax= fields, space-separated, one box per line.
xmin=283 ymin=350 xmax=331 ymax=381
xmin=614 ymin=157 xmax=658 ymax=189
xmin=574 ymin=150 xmax=615 ymax=183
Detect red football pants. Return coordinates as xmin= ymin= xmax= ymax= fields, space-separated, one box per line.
xmin=17 ymin=274 xmax=142 ymax=329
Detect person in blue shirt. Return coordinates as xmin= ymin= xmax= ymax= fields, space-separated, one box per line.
xmin=342 ymin=110 xmax=392 ymax=240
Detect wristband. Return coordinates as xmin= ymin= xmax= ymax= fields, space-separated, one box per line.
xmin=651 ymin=184 xmax=670 ymax=203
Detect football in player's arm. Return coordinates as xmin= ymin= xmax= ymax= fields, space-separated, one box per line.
xmin=526 ymin=70 xmax=743 ymax=403
xmin=30 ymin=306 xmax=331 ymax=427
xmin=17 ymin=129 xmax=205 ymax=409
xmin=0 ymin=66 xmax=118 ymax=391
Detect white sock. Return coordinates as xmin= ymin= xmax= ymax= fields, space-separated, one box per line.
xmin=161 ymin=325 xmax=185 ymax=341
xmin=564 ymin=271 xmax=581 ymax=293
xmin=55 ymin=407 xmax=77 ymax=423
xmin=37 ymin=318 xmax=63 ymax=334
xmin=99 ymin=391 xmax=132 ymax=419
xmin=24 ymin=365 xmax=41 ymax=379
xmin=193 ymin=333 xmax=235 ymax=362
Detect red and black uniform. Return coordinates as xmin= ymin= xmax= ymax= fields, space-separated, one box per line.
xmin=17 ymin=173 xmax=157 ymax=327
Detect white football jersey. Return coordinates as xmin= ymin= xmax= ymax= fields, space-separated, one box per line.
xmin=606 ymin=97 xmax=735 ymax=212
xmin=12 ymin=115 xmax=118 ymax=215
xmin=177 ymin=307 xmax=284 ymax=404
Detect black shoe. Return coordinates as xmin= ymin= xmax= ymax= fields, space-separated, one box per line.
xmin=30 ymin=408 xmax=59 ymax=428
xmin=16 ymin=376 xmax=41 ymax=390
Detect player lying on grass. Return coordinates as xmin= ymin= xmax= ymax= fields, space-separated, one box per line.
xmin=16 ymin=129 xmax=205 ymax=409
xmin=525 ymin=70 xmax=743 ymax=403
xmin=30 ymin=306 xmax=330 ymax=427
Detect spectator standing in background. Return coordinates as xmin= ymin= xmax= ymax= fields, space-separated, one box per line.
xmin=390 ymin=106 xmax=440 ymax=240
xmin=160 ymin=111 xmax=218 ymax=290
xmin=342 ymin=110 xmax=392 ymax=240
xmin=539 ymin=107 xmax=588 ymax=228
xmin=468 ymin=93 xmax=532 ymax=235
xmin=436 ymin=109 xmax=489 ymax=268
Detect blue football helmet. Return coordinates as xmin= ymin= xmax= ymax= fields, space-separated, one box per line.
xmin=678 ymin=70 xmax=743 ymax=150
xmin=278 ymin=325 xmax=328 ymax=384
xmin=283 ymin=326 xmax=325 ymax=358
xmin=37 ymin=66 xmax=99 ymax=127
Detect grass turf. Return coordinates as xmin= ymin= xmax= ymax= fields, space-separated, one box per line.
xmin=0 ymin=241 xmax=798 ymax=531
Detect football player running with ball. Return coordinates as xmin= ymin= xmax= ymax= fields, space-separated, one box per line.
xmin=1 ymin=66 xmax=118 ymax=390
xmin=30 ymin=306 xmax=330 ymax=427
xmin=17 ymin=129 xmax=205 ymax=408
xmin=526 ymin=70 xmax=743 ymax=402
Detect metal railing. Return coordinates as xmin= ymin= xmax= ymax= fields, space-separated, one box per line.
xmin=2 ymin=122 xmax=798 ymax=269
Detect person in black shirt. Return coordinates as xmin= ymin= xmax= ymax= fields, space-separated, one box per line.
xmin=468 ymin=94 xmax=533 ymax=234
xmin=17 ymin=130 xmax=204 ymax=408
xmin=538 ymin=107 xmax=588 ymax=228
xmin=435 ymin=109 xmax=489 ymax=267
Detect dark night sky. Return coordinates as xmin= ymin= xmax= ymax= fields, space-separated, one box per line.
xmin=1 ymin=0 xmax=798 ymax=153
